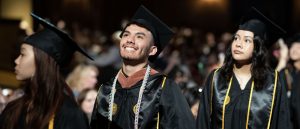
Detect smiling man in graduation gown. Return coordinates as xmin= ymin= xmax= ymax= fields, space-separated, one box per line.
xmin=90 ymin=5 xmax=196 ymax=129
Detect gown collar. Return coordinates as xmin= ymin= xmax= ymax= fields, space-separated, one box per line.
xmin=118 ymin=68 xmax=158 ymax=88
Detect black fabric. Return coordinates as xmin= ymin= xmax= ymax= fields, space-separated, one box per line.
xmin=24 ymin=13 xmax=93 ymax=66
xmin=0 ymin=95 xmax=89 ymax=129
xmin=196 ymin=69 xmax=292 ymax=129
xmin=239 ymin=7 xmax=286 ymax=46
xmin=287 ymin=33 xmax=300 ymax=47
xmin=224 ymin=75 xmax=251 ymax=129
xmin=289 ymin=70 xmax=300 ymax=129
xmin=239 ymin=19 xmax=266 ymax=41
xmin=90 ymin=73 xmax=196 ymax=129
xmin=53 ymin=95 xmax=90 ymax=129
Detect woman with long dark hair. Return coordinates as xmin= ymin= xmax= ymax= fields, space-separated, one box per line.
xmin=196 ymin=8 xmax=292 ymax=129
xmin=0 ymin=13 xmax=92 ymax=129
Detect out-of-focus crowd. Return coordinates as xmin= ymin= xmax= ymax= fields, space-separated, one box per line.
xmin=0 ymin=19 xmax=297 ymax=120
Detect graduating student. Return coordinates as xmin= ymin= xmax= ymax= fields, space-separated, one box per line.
xmin=278 ymin=34 xmax=300 ymax=129
xmin=90 ymin=5 xmax=196 ymax=129
xmin=289 ymin=35 xmax=300 ymax=129
xmin=0 ymin=13 xmax=92 ymax=129
xmin=196 ymin=7 xmax=292 ymax=129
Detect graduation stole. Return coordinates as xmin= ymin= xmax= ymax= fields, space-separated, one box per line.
xmin=108 ymin=65 xmax=167 ymax=129
xmin=156 ymin=76 xmax=167 ymax=129
xmin=210 ymin=69 xmax=278 ymax=129
xmin=109 ymin=65 xmax=151 ymax=129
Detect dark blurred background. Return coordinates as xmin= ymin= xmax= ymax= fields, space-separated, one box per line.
xmin=0 ymin=0 xmax=299 ymax=88
xmin=1 ymin=0 xmax=300 ymax=117
xmin=32 ymin=0 xmax=296 ymax=35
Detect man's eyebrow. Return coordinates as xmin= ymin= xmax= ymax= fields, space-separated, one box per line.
xmin=244 ymin=36 xmax=253 ymax=39
xmin=136 ymin=32 xmax=146 ymax=36
xmin=123 ymin=30 xmax=130 ymax=34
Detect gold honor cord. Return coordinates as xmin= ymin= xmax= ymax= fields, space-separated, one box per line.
xmin=267 ymin=71 xmax=278 ymax=129
xmin=221 ymin=77 xmax=254 ymax=129
xmin=156 ymin=77 xmax=167 ymax=129
xmin=222 ymin=77 xmax=233 ymax=129
xmin=156 ymin=112 xmax=160 ymax=129
xmin=246 ymin=81 xmax=254 ymax=129
xmin=221 ymin=71 xmax=278 ymax=129
xmin=48 ymin=115 xmax=55 ymax=129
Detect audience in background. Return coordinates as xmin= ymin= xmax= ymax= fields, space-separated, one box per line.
xmin=66 ymin=64 xmax=99 ymax=98
xmin=77 ymin=88 xmax=98 ymax=123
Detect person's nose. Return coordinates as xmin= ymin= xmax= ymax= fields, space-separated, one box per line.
xmin=15 ymin=55 xmax=21 ymax=65
xmin=126 ymin=35 xmax=135 ymax=44
xmin=235 ymin=40 xmax=243 ymax=48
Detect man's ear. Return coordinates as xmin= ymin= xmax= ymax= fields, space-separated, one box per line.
xmin=149 ymin=46 xmax=158 ymax=56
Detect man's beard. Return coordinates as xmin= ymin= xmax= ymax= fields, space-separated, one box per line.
xmin=121 ymin=54 xmax=149 ymax=65
xmin=122 ymin=55 xmax=146 ymax=62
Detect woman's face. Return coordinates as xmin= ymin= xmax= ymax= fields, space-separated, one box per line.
xmin=81 ymin=90 xmax=97 ymax=114
xmin=80 ymin=68 xmax=98 ymax=89
xmin=14 ymin=44 xmax=36 ymax=80
xmin=231 ymin=30 xmax=255 ymax=64
xmin=289 ymin=42 xmax=300 ymax=61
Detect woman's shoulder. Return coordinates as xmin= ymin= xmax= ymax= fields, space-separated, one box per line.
xmin=54 ymin=95 xmax=84 ymax=120
xmin=55 ymin=95 xmax=89 ymax=129
xmin=207 ymin=68 xmax=224 ymax=80
xmin=262 ymin=69 xmax=283 ymax=88
xmin=59 ymin=95 xmax=81 ymax=112
xmin=55 ymin=95 xmax=89 ymax=125
xmin=265 ymin=69 xmax=279 ymax=78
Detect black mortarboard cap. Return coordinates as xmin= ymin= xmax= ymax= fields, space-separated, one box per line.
xmin=24 ymin=13 xmax=93 ymax=67
xmin=121 ymin=5 xmax=174 ymax=61
xmin=239 ymin=7 xmax=286 ymax=47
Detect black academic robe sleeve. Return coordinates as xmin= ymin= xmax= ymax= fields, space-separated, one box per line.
xmin=269 ymin=73 xmax=293 ymax=129
xmin=196 ymin=72 xmax=214 ymax=129
xmin=54 ymin=96 xmax=90 ymax=129
xmin=289 ymin=71 xmax=300 ymax=129
xmin=0 ymin=95 xmax=89 ymax=129
xmin=0 ymin=112 xmax=3 ymax=129
xmin=159 ymin=79 xmax=196 ymax=129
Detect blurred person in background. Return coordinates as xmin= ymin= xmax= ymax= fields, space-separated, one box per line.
xmin=77 ymin=88 xmax=97 ymax=123
xmin=5 ymin=88 xmax=24 ymax=104
xmin=0 ymin=88 xmax=25 ymax=114
xmin=0 ymin=89 xmax=7 ymax=114
xmin=0 ymin=14 xmax=92 ymax=129
xmin=89 ymin=30 xmax=122 ymax=69
xmin=287 ymin=34 xmax=300 ymax=129
xmin=202 ymin=32 xmax=217 ymax=57
xmin=66 ymin=64 xmax=98 ymax=98
xmin=196 ymin=7 xmax=292 ymax=129
xmin=276 ymin=34 xmax=300 ymax=129
xmin=89 ymin=30 xmax=122 ymax=84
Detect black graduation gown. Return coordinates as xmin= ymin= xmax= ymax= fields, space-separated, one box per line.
xmin=289 ymin=70 xmax=300 ymax=129
xmin=196 ymin=69 xmax=292 ymax=129
xmin=279 ymin=69 xmax=292 ymax=98
xmin=0 ymin=94 xmax=89 ymax=129
xmin=90 ymin=73 xmax=196 ymax=129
